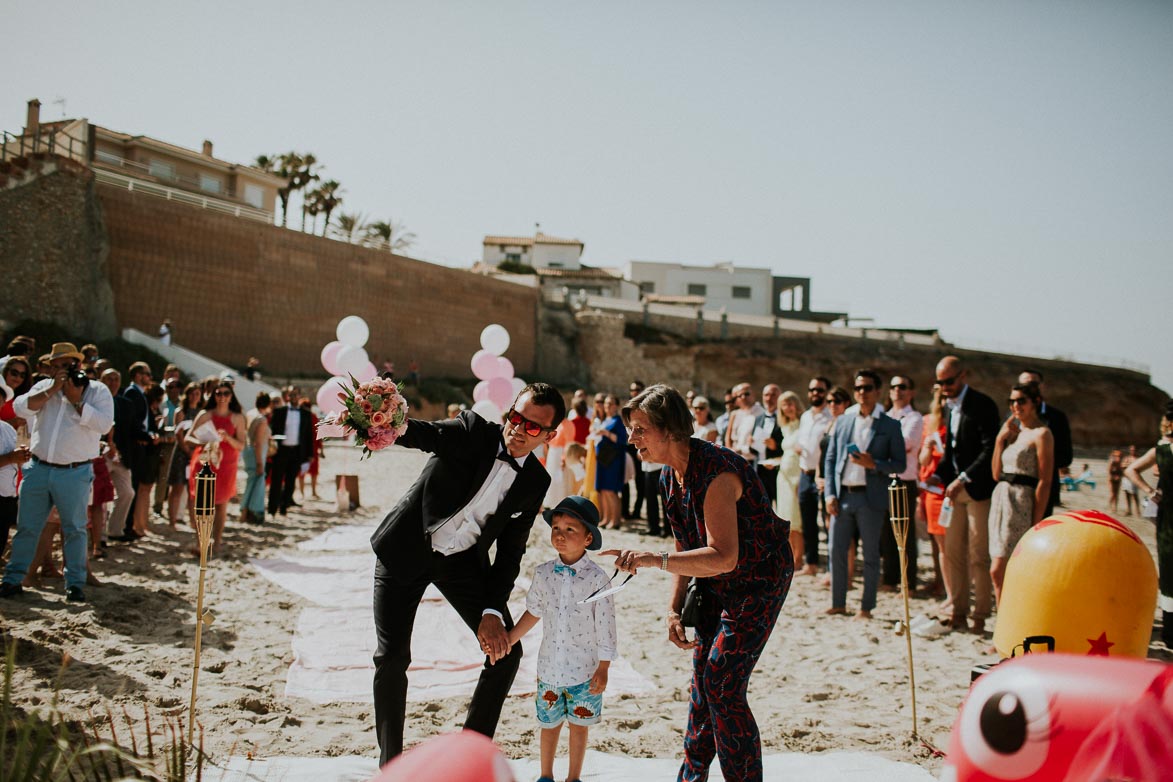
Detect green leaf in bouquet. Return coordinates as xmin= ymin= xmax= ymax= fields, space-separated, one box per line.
xmin=366 ymin=393 xmax=383 ymax=411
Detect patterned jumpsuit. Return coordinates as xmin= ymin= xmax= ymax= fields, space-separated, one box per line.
xmin=662 ymin=438 xmax=795 ymax=782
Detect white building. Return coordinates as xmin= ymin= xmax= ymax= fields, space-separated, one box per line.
xmin=482 ymin=232 xmax=585 ymax=270
xmin=624 ymin=260 xmax=845 ymax=323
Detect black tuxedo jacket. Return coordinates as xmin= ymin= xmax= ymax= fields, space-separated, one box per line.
xmin=269 ymin=406 xmax=314 ymax=462
xmin=370 ymin=410 xmax=550 ymax=615
xmin=1040 ymin=402 xmax=1073 ymax=508
xmin=936 ymin=386 xmax=1000 ymax=502
xmin=122 ymin=385 xmax=156 ymax=445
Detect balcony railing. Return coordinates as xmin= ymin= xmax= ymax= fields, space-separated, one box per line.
xmin=1 ymin=128 xmax=87 ymax=165
xmin=93 ymin=168 xmax=273 ymax=223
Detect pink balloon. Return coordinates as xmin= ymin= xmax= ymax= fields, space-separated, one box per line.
xmin=316 ymin=376 xmax=349 ymax=415
xmin=471 ymin=350 xmax=499 ymax=381
xmin=487 ymin=376 xmax=513 ymax=410
xmin=321 ymin=341 xmax=345 ymax=375
xmin=354 ymin=361 xmax=378 ymax=383
xmin=473 ymin=380 xmax=490 ymax=403
xmin=494 ymin=357 xmax=514 ymax=380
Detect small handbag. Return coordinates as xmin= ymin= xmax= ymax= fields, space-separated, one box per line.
xmin=680 ymin=578 xmax=704 ymax=628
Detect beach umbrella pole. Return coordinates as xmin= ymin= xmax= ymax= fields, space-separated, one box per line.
xmin=188 ymin=457 xmax=217 ymax=745
xmin=888 ymin=478 xmax=918 ymax=739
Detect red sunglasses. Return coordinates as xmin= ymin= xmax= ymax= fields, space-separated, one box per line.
xmin=506 ymin=409 xmax=552 ymax=437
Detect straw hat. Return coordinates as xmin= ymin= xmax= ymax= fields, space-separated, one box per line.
xmin=48 ymin=342 xmax=85 ymax=362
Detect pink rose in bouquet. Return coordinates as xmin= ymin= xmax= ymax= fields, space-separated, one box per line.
xmin=317 ymin=374 xmax=410 ymax=458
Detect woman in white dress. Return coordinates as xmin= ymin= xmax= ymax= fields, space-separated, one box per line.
xmin=774 ymin=391 xmax=804 ymax=560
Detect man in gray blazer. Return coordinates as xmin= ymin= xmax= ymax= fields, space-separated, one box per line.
xmin=824 ymin=369 xmax=906 ymax=619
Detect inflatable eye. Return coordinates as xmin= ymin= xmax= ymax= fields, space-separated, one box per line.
xmin=958 ymin=667 xmax=1052 ymax=779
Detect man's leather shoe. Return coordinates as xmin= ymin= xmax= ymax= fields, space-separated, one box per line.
xmin=66 ymin=586 xmax=86 ymax=603
xmin=116 ymin=531 xmax=141 ymax=543
xmin=0 ymin=583 xmax=23 ymax=598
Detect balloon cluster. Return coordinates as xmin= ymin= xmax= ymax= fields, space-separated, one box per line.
xmin=317 ymin=316 xmax=377 ymax=437
xmin=469 ymin=324 xmax=524 ymax=422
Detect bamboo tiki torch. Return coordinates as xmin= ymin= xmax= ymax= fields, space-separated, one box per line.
xmin=888 ymin=477 xmax=918 ymax=739
xmin=188 ymin=456 xmax=217 ymax=745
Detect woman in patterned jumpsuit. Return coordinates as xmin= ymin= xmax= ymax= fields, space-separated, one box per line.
xmin=604 ymin=384 xmax=794 ymax=782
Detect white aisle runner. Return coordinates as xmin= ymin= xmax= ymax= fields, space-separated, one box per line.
xmin=251 ymin=523 xmax=656 ymax=703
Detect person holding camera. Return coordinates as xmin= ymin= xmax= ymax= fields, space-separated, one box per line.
xmin=0 ymin=343 xmax=114 ymax=603
xmin=603 ymin=384 xmax=793 ymax=782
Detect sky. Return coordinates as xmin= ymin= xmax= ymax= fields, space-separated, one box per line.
xmin=3 ymin=1 xmax=1171 ymax=393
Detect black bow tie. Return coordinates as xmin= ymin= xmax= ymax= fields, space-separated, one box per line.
xmin=497 ymin=451 xmax=521 ymax=473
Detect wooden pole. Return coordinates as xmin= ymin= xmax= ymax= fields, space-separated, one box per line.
xmin=188 ymin=458 xmax=217 ymax=745
xmin=888 ymin=478 xmax=918 ymax=739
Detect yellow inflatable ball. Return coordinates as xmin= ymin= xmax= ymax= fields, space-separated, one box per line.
xmin=994 ymin=510 xmax=1157 ymax=659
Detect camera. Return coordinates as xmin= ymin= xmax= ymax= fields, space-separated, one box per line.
xmin=66 ymin=362 xmax=88 ymax=388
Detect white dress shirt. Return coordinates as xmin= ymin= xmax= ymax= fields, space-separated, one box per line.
xmin=0 ymin=421 xmax=18 ymax=497
xmin=841 ymin=404 xmax=878 ymax=487
xmin=946 ymin=385 xmax=970 ymax=473
xmin=887 ymin=404 xmax=925 ymax=482
xmin=526 ymin=554 xmax=617 ymax=687
xmin=14 ymin=379 xmax=115 ymax=464
xmin=795 ymin=405 xmax=832 ymax=472
xmin=428 ymin=444 xmax=529 ymax=556
xmin=283 ymin=407 xmax=302 ymax=448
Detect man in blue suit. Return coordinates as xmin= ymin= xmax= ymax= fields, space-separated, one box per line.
xmin=824 ymin=369 xmax=906 ymax=619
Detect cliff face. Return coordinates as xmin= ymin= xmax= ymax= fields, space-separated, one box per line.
xmin=563 ymin=308 xmax=1166 ymax=450
xmin=0 ymin=165 xmax=117 ymax=338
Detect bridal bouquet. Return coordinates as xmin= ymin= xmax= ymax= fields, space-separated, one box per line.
xmin=320 ymin=375 xmax=409 ymax=458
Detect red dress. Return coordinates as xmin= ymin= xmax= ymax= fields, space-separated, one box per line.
xmin=189 ymin=414 xmax=240 ymax=504
xmin=920 ymin=424 xmax=947 ymax=535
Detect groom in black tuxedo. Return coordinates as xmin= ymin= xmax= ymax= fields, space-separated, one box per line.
xmin=370 ymin=382 xmax=565 ymax=764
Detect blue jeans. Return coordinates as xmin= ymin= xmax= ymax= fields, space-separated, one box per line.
xmin=241 ymin=445 xmax=266 ymax=518
xmin=3 ymin=460 xmax=93 ymax=590
xmin=830 ymin=492 xmax=884 ymax=612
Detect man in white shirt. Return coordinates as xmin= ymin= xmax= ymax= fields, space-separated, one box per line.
xmin=0 ymin=343 xmax=114 ymax=602
xmin=792 ymin=377 xmax=832 ymax=575
xmin=724 ymin=382 xmax=765 ymax=465
xmin=883 ymin=375 xmax=924 ymax=590
xmin=369 ymin=383 xmax=565 ymax=765
xmin=823 ymin=370 xmax=906 ymax=618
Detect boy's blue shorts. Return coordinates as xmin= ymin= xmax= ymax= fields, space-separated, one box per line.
xmin=535 ymin=679 xmax=603 ymax=727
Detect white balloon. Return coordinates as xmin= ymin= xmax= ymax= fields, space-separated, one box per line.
xmin=471 ymin=399 xmax=503 ymax=423
xmin=480 ymin=324 xmax=510 ymax=356
xmin=510 ymin=377 xmax=526 ymax=396
xmin=336 ymin=345 xmax=369 ymax=377
xmin=337 ymin=315 xmax=370 ymax=348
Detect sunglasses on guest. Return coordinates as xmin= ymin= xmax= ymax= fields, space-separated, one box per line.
xmin=853 ymin=384 xmax=876 ymax=393
xmin=506 ymin=408 xmax=553 ymax=437
xmin=4 ymin=368 xmax=26 ymax=378
xmin=936 ymin=373 xmax=961 ymax=387
xmin=890 ymin=383 xmax=909 ymax=391
xmin=214 ymin=389 xmax=233 ymax=397
xmin=1008 ymin=397 xmax=1030 ymax=406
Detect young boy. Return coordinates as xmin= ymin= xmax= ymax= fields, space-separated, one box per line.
xmin=508 ymin=495 xmax=617 ymax=782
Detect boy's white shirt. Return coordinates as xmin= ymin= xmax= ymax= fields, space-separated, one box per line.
xmin=526 ymin=553 xmax=618 ymax=687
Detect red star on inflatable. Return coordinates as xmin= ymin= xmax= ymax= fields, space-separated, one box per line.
xmin=1086 ymin=631 xmax=1114 ymax=656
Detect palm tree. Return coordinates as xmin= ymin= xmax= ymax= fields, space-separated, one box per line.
xmin=365 ymin=218 xmax=417 ymax=253
xmin=331 ymin=212 xmax=369 ymax=244
xmin=304 ymin=180 xmax=342 ymax=236
xmin=255 ymin=152 xmax=319 ymax=228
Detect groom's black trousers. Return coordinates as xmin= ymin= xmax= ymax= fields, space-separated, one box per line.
xmin=372 ymin=547 xmax=521 ymax=765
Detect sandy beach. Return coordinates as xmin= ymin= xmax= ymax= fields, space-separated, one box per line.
xmin=2 ymin=444 xmax=1167 ymax=778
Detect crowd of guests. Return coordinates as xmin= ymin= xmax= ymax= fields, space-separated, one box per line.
xmin=0 ymin=335 xmax=322 ymax=602
xmin=535 ymin=356 xmax=1168 ymax=647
